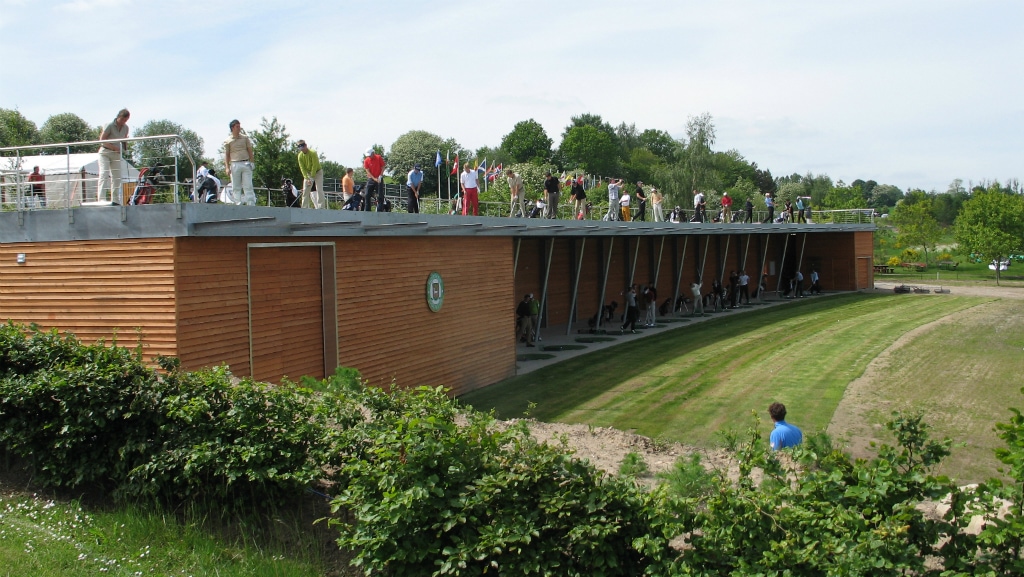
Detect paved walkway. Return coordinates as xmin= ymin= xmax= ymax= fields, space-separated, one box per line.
xmin=515 ymin=291 xmax=839 ymax=376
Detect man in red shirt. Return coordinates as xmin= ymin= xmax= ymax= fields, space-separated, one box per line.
xmin=28 ymin=166 xmax=46 ymax=208
xmin=721 ymin=192 xmax=733 ymax=223
xmin=362 ymin=148 xmax=386 ymax=212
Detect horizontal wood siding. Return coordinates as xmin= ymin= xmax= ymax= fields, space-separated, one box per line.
xmin=175 ymin=237 xmax=251 ymax=375
xmin=249 ymin=246 xmax=325 ymax=383
xmin=0 ymin=238 xmax=177 ymax=360
xmin=337 ymin=237 xmax=514 ymax=396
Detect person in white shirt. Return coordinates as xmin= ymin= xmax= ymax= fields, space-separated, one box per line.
xmin=459 ymin=163 xmax=480 ymax=216
xmin=619 ymin=190 xmax=632 ymax=221
xmin=606 ymin=178 xmax=622 ymax=221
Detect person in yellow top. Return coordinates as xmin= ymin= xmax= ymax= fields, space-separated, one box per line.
xmin=296 ymin=139 xmax=324 ymax=209
xmin=223 ymin=119 xmax=255 ymax=205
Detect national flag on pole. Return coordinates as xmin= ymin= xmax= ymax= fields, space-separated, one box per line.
xmin=451 ymin=153 xmax=459 ymax=175
xmin=478 ymin=159 xmax=487 ymax=173
xmin=435 ymin=151 xmax=442 ymax=168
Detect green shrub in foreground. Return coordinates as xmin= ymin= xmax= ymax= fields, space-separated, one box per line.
xmin=0 ymin=324 xmax=363 ymax=510
xmin=330 ymin=384 xmax=681 ymax=576
xmin=0 ymin=322 xmax=161 ymax=490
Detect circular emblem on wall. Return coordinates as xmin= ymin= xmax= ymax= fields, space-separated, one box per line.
xmin=426 ymin=271 xmax=445 ymax=312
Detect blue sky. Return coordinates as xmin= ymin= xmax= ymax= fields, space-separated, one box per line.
xmin=2 ymin=0 xmax=1020 ymax=192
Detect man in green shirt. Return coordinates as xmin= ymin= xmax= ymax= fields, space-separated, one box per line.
xmin=296 ymin=140 xmax=324 ymax=209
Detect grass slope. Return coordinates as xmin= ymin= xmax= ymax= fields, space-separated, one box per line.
xmin=461 ymin=293 xmax=986 ymax=448
xmin=830 ymin=297 xmax=1024 ymax=482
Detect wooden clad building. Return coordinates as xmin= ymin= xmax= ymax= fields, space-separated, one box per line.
xmin=0 ymin=205 xmax=874 ymax=396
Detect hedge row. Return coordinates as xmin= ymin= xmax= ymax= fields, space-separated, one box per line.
xmin=4 ymin=321 xmax=1024 ymax=576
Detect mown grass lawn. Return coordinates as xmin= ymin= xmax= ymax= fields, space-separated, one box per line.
xmin=0 ymin=495 xmax=335 ymax=577
xmin=460 ymin=293 xmax=994 ymax=455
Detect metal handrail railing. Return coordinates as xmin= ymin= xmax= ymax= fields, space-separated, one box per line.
xmin=0 ymin=134 xmax=196 ymax=209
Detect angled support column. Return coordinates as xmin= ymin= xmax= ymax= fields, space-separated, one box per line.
xmin=672 ymin=236 xmax=690 ymax=316
xmin=595 ymin=237 xmax=615 ymax=330
xmin=775 ymin=233 xmax=791 ymax=295
xmin=537 ymin=237 xmax=556 ymax=342
xmin=566 ymin=238 xmax=587 ymax=335
xmin=513 ymin=237 xmax=522 ymax=281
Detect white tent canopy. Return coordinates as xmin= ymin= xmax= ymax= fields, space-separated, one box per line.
xmin=0 ymin=153 xmax=140 ymax=207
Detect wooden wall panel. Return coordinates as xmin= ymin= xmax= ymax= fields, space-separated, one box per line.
xmin=545 ymin=240 xmax=573 ymax=325
xmin=514 ymin=239 xmax=544 ymax=305
xmin=336 ymin=236 xmax=514 ymax=396
xmin=174 ymin=237 xmax=251 ymax=375
xmin=0 ymin=238 xmax=177 ymax=360
xmin=249 ymin=246 xmax=325 ymax=383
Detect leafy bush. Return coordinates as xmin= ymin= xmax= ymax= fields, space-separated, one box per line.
xmin=0 ymin=324 xmax=162 ymax=490
xmin=887 ymin=255 xmax=902 ymax=267
xmin=330 ymin=384 xmax=680 ymax=576
xmin=901 ymin=247 xmax=922 ymax=263
xmin=618 ymin=451 xmax=650 ymax=478
xmin=0 ymin=324 xmax=362 ymax=509
xmin=122 ymin=363 xmax=363 ymax=505
xmin=664 ymin=412 xmax=987 ymax=576
xmin=656 ymin=453 xmax=717 ymax=500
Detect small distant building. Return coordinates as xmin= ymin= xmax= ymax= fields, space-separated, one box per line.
xmin=0 ymin=153 xmax=139 ymax=208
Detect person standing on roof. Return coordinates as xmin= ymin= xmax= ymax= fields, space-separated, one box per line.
xmin=406 ymin=164 xmax=423 ymax=213
xmin=97 ymin=108 xmax=130 ymax=204
xmin=28 ymin=166 xmax=46 ymax=207
xmin=363 ymin=147 xmax=386 ymax=211
xmin=606 ymin=178 xmax=622 ymax=221
xmin=224 ymin=119 xmax=255 ymax=205
xmin=296 ymin=139 xmax=324 ymax=209
xmin=460 ymin=163 xmax=480 ymax=216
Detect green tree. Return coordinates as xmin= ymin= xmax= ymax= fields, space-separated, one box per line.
xmin=0 ymin=108 xmax=39 ymax=148
xmin=868 ymin=184 xmax=903 ymax=210
xmin=954 ymin=189 xmax=1024 ymax=285
xmin=621 ymin=147 xmax=663 ymax=186
xmin=725 ymin=177 xmax=760 ymax=211
xmin=500 ymin=119 xmax=553 ymax=165
xmin=248 ymin=116 xmax=299 ymax=192
xmin=638 ymin=128 xmax=677 ymax=162
xmin=321 ymin=160 xmax=347 ymax=183
xmin=387 ymin=130 xmax=465 ymax=199
xmin=562 ymin=113 xmax=617 ymax=145
xmin=713 ymin=149 xmax=756 ymax=192
xmin=821 ymin=182 xmax=866 ymax=210
xmin=890 ymin=198 xmax=942 ymax=264
xmin=777 ymin=181 xmax=805 ymax=204
xmin=558 ymin=125 xmax=619 ymax=177
xmin=752 ymin=167 xmax=777 ymax=196
xmin=130 ymin=119 xmax=204 ymax=183
xmin=39 ymin=112 xmax=94 ymax=153
xmin=683 ymin=112 xmax=716 ymax=192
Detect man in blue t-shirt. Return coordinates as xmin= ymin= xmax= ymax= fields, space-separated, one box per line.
xmin=406 ymin=164 xmax=423 ymax=213
xmin=768 ymin=402 xmax=803 ymax=450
